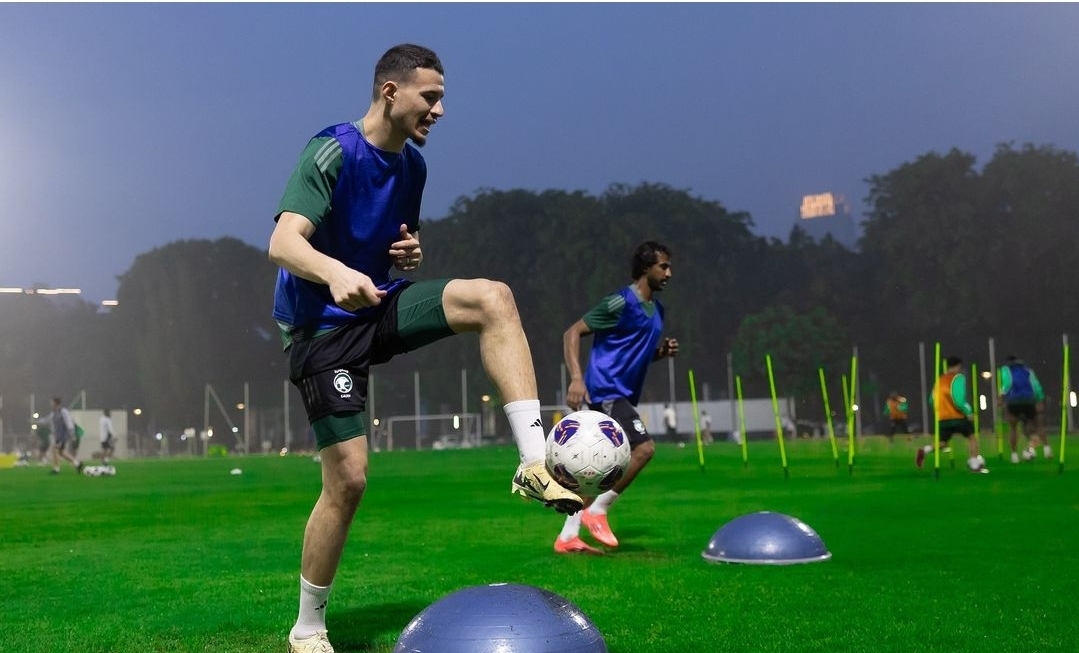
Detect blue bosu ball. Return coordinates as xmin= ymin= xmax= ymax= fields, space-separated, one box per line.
xmin=701 ymin=511 xmax=831 ymax=565
xmin=393 ymin=583 xmax=608 ymax=653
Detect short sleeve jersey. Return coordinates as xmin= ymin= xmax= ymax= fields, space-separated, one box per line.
xmin=581 ymin=285 xmax=664 ymax=406
xmin=272 ymin=120 xmax=426 ymax=331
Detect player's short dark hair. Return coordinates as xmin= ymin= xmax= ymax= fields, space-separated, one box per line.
xmin=945 ymin=356 xmax=962 ymax=368
xmin=631 ymin=241 xmax=672 ymax=279
xmin=372 ymin=44 xmax=444 ymax=99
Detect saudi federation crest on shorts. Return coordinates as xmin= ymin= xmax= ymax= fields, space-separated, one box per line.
xmin=333 ymin=370 xmax=353 ymax=397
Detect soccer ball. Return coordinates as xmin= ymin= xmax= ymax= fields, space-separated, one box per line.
xmin=545 ymin=410 xmax=631 ymax=497
xmin=82 ymin=464 xmax=116 ymax=477
xmin=1021 ymin=448 xmax=1035 ymax=462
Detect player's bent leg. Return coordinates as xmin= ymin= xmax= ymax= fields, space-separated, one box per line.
xmin=442 ymin=279 xmax=538 ymax=402
xmin=611 ymin=440 xmax=654 ymax=493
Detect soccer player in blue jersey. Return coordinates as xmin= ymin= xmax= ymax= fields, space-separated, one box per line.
xmin=998 ymin=355 xmax=1048 ymax=462
xmin=553 ymin=241 xmax=679 ymax=554
xmin=268 ymin=44 xmax=583 ymax=653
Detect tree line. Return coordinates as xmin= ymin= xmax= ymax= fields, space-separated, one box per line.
xmin=1 ymin=142 xmax=1074 ymax=446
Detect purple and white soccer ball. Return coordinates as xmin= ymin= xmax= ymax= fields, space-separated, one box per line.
xmin=546 ymin=410 xmax=631 ymax=498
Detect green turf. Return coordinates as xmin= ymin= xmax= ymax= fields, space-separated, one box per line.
xmin=2 ymin=436 xmax=1077 ymax=652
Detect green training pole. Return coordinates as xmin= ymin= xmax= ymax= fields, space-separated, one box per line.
xmin=1059 ymin=341 xmax=1070 ymax=474
xmin=968 ymin=363 xmax=982 ymax=470
xmin=841 ymin=374 xmax=854 ymax=474
xmin=819 ymin=367 xmax=839 ymax=467
xmin=933 ymin=342 xmax=941 ymax=480
xmin=736 ymin=375 xmax=748 ymax=466
xmin=765 ymin=354 xmax=789 ymax=478
xmin=971 ymin=363 xmax=980 ymax=436
xmin=689 ymin=369 xmax=705 ymax=472
xmin=848 ymin=354 xmax=858 ymax=473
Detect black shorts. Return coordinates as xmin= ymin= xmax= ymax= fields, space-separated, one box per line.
xmin=939 ymin=419 xmax=974 ymax=443
xmin=589 ymin=398 xmax=652 ymax=449
xmin=287 ymin=280 xmax=454 ymax=424
xmin=1006 ymin=402 xmax=1038 ymax=423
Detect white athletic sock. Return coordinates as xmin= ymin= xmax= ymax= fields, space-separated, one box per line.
xmin=1044 ymin=445 xmax=1053 ymax=458
xmin=504 ymin=399 xmax=546 ymax=464
xmin=291 ymin=576 xmax=332 ymax=640
xmin=559 ymin=512 xmax=582 ymax=541
xmin=922 ymin=445 xmax=933 ymax=453
xmin=588 ymin=490 xmax=621 ymax=515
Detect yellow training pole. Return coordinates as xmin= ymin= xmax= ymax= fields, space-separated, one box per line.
xmin=689 ymin=369 xmax=705 ymax=472
xmin=848 ymin=354 xmax=858 ymax=472
xmin=765 ymin=354 xmax=789 ymax=478
xmin=841 ymin=374 xmax=853 ymax=474
xmin=933 ymin=342 xmax=941 ymax=480
xmin=736 ymin=375 xmax=748 ymax=466
xmin=1059 ymin=341 xmax=1070 ymax=474
xmin=819 ymin=367 xmax=839 ymax=467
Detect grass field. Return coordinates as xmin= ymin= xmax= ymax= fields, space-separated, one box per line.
xmin=2 ymin=435 xmax=1077 ymax=653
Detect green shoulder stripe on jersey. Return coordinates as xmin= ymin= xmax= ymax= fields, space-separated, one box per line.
xmin=314 ymin=138 xmax=343 ymax=173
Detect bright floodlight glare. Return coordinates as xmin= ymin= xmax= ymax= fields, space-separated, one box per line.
xmin=231 ymin=426 xmax=239 ymax=433
xmin=979 ymin=395 xmax=988 ymax=410
xmin=102 ymin=299 xmax=119 ymax=306
xmin=0 ymin=287 xmax=24 ymax=293
xmin=1071 ymin=391 xmax=1077 ymax=408
xmin=851 ymin=403 xmax=859 ymax=412
xmin=981 ymin=371 xmax=992 ymax=379
xmin=35 ymin=288 xmax=81 ymax=295
xmin=453 ymin=414 xmax=460 ymax=429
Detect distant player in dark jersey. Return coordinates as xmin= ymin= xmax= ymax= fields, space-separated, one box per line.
xmin=998 ymin=355 xmax=1048 ymax=463
xmin=917 ymin=356 xmax=987 ymax=473
xmin=553 ymin=241 xmax=679 ymax=554
xmin=269 ymin=44 xmax=582 ymax=653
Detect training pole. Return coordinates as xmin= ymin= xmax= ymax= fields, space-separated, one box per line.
xmin=765 ymin=354 xmax=789 ymax=478
xmin=841 ymin=374 xmax=853 ymax=475
xmin=819 ymin=367 xmax=839 ymax=467
xmin=848 ymin=353 xmax=858 ymax=473
xmin=1059 ymin=336 xmax=1070 ymax=474
xmin=933 ymin=342 xmax=941 ymax=480
xmin=689 ymin=369 xmax=705 ymax=472
xmin=971 ymin=363 xmax=981 ymax=470
xmin=988 ymin=337 xmax=1003 ymax=460
xmin=736 ymin=375 xmax=748 ymax=466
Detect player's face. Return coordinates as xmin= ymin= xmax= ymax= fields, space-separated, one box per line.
xmin=645 ymin=253 xmax=672 ymax=292
xmin=390 ymin=67 xmax=445 ymax=147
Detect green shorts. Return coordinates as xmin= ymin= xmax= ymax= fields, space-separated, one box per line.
xmin=288 ymin=279 xmax=455 ymax=449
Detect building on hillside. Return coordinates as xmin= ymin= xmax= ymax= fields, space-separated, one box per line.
xmin=797 ymin=192 xmax=857 ymax=249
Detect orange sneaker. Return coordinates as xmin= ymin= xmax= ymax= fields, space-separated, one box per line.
xmin=553 ymin=536 xmax=603 ymax=555
xmin=581 ymin=510 xmax=619 ymax=548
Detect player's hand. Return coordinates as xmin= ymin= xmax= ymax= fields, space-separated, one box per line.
xmin=566 ymin=378 xmax=590 ymax=411
xmin=328 ymin=267 xmax=386 ymax=312
xmin=659 ymin=337 xmax=679 ymax=358
xmin=390 ymin=224 xmax=422 ymax=271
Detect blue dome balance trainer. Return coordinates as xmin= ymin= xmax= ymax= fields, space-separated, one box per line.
xmin=394 ymin=583 xmax=608 ymax=653
xmin=702 ymin=511 xmax=831 ymax=565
